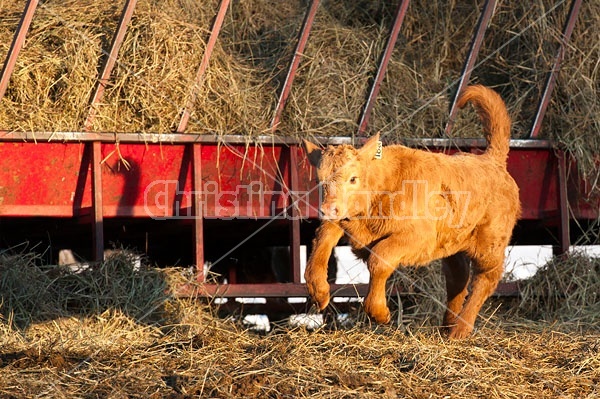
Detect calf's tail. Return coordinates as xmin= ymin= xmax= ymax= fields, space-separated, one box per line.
xmin=456 ymin=85 xmax=511 ymax=164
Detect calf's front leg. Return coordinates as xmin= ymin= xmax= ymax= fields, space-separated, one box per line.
xmin=363 ymin=231 xmax=434 ymax=324
xmin=305 ymin=221 xmax=344 ymax=310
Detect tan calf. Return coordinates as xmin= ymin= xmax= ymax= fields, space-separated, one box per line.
xmin=303 ymin=85 xmax=521 ymax=339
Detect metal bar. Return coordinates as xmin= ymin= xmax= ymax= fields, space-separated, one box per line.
xmin=192 ymin=143 xmax=205 ymax=282
xmin=444 ymin=0 xmax=496 ymax=135
xmin=0 ymin=131 xmax=555 ymax=148
xmin=91 ymin=141 xmax=104 ymax=261
xmin=357 ymin=0 xmax=410 ymax=137
xmin=270 ymin=0 xmax=320 ymax=132
xmin=529 ymin=0 xmax=582 ymax=138
xmin=288 ymin=145 xmax=302 ymax=283
xmin=555 ymin=150 xmax=570 ymax=255
xmin=176 ymin=0 xmax=230 ymax=133
xmin=177 ymin=283 xmax=369 ymax=298
xmin=0 ymin=0 xmax=39 ymax=103
xmin=84 ymin=0 xmax=138 ymax=131
xmin=175 ymin=281 xmax=518 ymax=298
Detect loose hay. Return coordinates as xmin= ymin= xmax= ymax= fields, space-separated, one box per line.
xmin=1 ymin=253 xmax=599 ymax=397
xmin=519 ymin=253 xmax=600 ymax=325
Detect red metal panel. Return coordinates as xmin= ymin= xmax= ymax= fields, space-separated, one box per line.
xmin=0 ymin=142 xmax=91 ymax=216
xmin=506 ymin=149 xmax=559 ymax=220
xmin=357 ymin=0 xmax=410 ymax=136
xmin=0 ymin=139 xmax=597 ymax=222
xmin=177 ymin=0 xmax=231 ymax=133
xmin=178 ymin=282 xmax=367 ymax=298
xmin=0 ymin=0 xmax=39 ymax=103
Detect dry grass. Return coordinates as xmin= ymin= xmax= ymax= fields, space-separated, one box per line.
xmin=1 ymin=252 xmax=599 ymax=398
xmin=0 ymin=1 xmax=597 ymax=139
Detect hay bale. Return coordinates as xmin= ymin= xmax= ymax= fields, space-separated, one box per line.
xmin=0 ymin=250 xmax=169 ymax=328
xmin=519 ymin=253 xmax=600 ymax=325
xmin=0 ymin=253 xmax=58 ymax=327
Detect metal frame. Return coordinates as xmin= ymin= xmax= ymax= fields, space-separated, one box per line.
xmin=84 ymin=0 xmax=138 ymax=131
xmin=0 ymin=0 xmax=39 ymax=103
xmin=270 ymin=0 xmax=321 ymax=132
xmin=357 ymin=0 xmax=411 ymax=137
xmin=529 ymin=0 xmax=582 ymax=139
xmin=177 ymin=0 xmax=231 ymax=133
xmin=445 ymin=0 xmax=496 ymax=135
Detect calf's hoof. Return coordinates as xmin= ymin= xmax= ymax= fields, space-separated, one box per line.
xmin=447 ymin=323 xmax=473 ymax=340
xmin=364 ymin=298 xmax=391 ymax=324
xmin=306 ymin=280 xmax=330 ymax=311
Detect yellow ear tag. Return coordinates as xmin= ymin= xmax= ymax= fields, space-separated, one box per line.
xmin=374 ymin=140 xmax=383 ymax=159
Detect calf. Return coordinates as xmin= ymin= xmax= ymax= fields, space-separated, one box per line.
xmin=303 ymin=85 xmax=521 ymax=339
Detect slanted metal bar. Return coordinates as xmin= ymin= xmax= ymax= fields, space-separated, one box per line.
xmin=529 ymin=0 xmax=582 ymax=138
xmin=177 ymin=0 xmax=230 ymax=133
xmin=84 ymin=0 xmax=138 ymax=131
xmin=270 ymin=0 xmax=320 ymax=133
xmin=0 ymin=0 xmax=39 ymax=103
xmin=357 ymin=0 xmax=410 ymax=137
xmin=288 ymin=145 xmax=302 ymax=283
xmin=91 ymin=141 xmax=104 ymax=261
xmin=444 ymin=0 xmax=496 ymax=135
xmin=192 ymin=143 xmax=205 ymax=282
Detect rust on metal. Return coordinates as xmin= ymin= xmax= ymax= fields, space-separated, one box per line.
xmin=176 ymin=0 xmax=231 ymax=133
xmin=91 ymin=141 xmax=105 ymax=261
xmin=0 ymin=0 xmax=39 ymax=103
xmin=270 ymin=0 xmax=321 ymax=132
xmin=84 ymin=0 xmax=138 ymax=131
xmin=444 ymin=0 xmax=496 ymax=135
xmin=529 ymin=0 xmax=582 ymax=138
xmin=357 ymin=0 xmax=410 ymax=137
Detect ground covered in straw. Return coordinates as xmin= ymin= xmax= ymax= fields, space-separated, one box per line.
xmin=1 ymin=252 xmax=599 ymax=398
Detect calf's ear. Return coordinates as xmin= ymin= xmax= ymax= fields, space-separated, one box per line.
xmin=359 ymin=132 xmax=381 ymax=160
xmin=302 ymin=139 xmax=323 ymax=166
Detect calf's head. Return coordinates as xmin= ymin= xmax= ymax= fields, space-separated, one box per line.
xmin=303 ymin=133 xmax=381 ymax=220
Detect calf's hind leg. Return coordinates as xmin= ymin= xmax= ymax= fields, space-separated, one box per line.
xmin=441 ymin=252 xmax=471 ymax=331
xmin=448 ymin=250 xmax=504 ymax=339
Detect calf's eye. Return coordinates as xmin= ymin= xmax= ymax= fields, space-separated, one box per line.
xmin=349 ymin=176 xmax=358 ymax=184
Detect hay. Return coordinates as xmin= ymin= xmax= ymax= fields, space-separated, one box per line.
xmin=0 ymin=250 xmax=168 ymax=329
xmin=3 ymin=248 xmax=593 ymax=396
xmin=0 ymin=1 xmax=597 ymax=140
xmin=1 ymin=252 xmax=599 ymax=397
xmin=518 ymin=253 xmax=600 ymax=325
